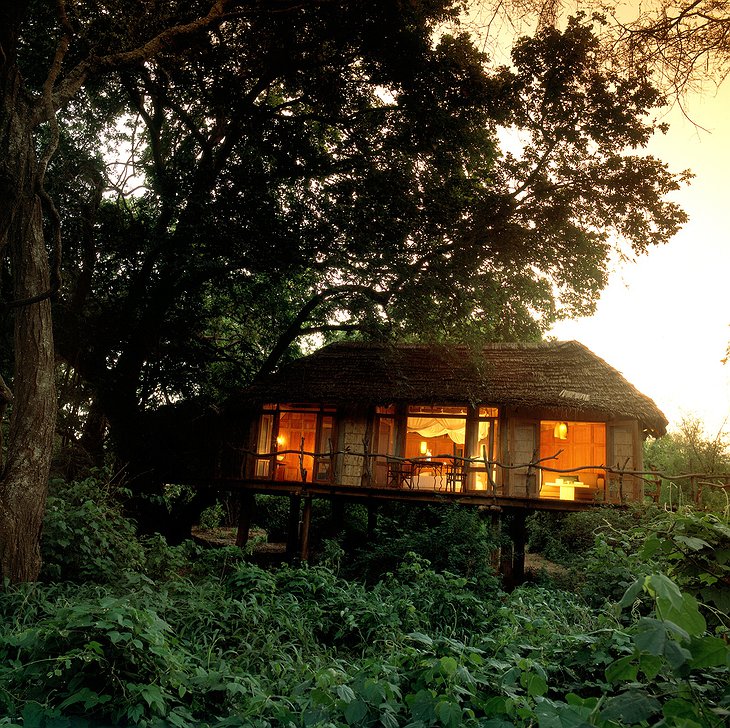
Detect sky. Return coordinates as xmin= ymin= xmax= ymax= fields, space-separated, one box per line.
xmin=462 ymin=4 xmax=730 ymax=436
xmin=549 ymin=80 xmax=730 ymax=436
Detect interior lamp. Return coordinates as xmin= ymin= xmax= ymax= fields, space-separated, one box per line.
xmin=276 ymin=434 xmax=286 ymax=447
xmin=553 ymin=422 xmax=568 ymax=440
xmin=420 ymin=441 xmax=428 ymax=455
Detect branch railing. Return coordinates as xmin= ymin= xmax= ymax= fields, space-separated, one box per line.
xmin=233 ymin=442 xmax=730 ymax=506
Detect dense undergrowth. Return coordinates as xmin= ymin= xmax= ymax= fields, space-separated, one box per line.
xmin=0 ymin=476 xmax=728 ymax=727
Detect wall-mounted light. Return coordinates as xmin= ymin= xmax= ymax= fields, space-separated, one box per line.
xmin=553 ymin=422 xmax=568 ymax=440
xmin=276 ymin=434 xmax=286 ymax=447
xmin=420 ymin=441 xmax=428 ymax=455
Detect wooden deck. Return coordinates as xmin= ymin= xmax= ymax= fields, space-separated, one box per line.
xmin=197 ymin=477 xmax=616 ymax=512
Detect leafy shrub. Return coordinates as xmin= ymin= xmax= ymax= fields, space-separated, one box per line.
xmin=345 ymin=504 xmax=499 ymax=595
xmin=578 ymin=507 xmax=730 ymax=629
xmin=199 ymin=501 xmax=225 ymax=529
xmin=252 ymin=493 xmax=292 ymax=541
xmin=526 ymin=505 xmax=655 ymax=564
xmin=41 ymin=474 xmax=146 ymax=583
xmin=0 ymin=578 xmax=191 ymax=724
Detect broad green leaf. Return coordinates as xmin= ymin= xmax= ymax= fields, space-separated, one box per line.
xmin=646 ymin=574 xmax=684 ymax=612
xmin=640 ymin=536 xmax=661 ymax=559
xmin=436 ymin=699 xmax=462 ymax=728
xmin=659 ymin=593 xmax=706 ymax=636
xmin=439 ymin=656 xmax=458 ymax=677
xmin=565 ymin=694 xmax=599 ymax=709
xmin=480 ymin=696 xmax=511 ymax=717
xmin=408 ymin=632 xmax=433 ymax=646
xmin=336 ymin=684 xmax=356 ymax=703
xmin=344 ymin=699 xmax=368 ymax=725
xmin=619 ymin=578 xmax=644 ymax=608
xmin=525 ymin=672 xmax=548 ymax=698
xmin=634 ymin=618 xmax=667 ymax=655
xmin=688 ymin=635 xmax=730 ymax=668
xmin=662 ymin=697 xmax=702 ymax=722
xmin=638 ymin=653 xmax=663 ymax=680
xmin=536 ymin=701 xmax=593 ymax=728
xmin=59 ymin=687 xmax=111 ymax=710
xmin=21 ymin=703 xmax=45 ymax=728
xmin=664 ymin=639 xmax=692 ymax=672
xmin=410 ymin=689 xmax=436 ymax=722
xmin=674 ymin=535 xmax=710 ymax=551
xmin=605 ymin=655 xmax=638 ymax=683
xmin=600 ymin=691 xmax=661 ymax=723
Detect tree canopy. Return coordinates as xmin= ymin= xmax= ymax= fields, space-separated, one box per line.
xmin=1 ymin=0 xmax=690 ymax=577
xmin=615 ymin=0 xmax=730 ymax=93
xmin=55 ymin=11 xmax=687 ymax=415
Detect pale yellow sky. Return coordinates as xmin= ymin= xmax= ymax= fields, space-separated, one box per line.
xmin=551 ymin=79 xmax=730 ymax=435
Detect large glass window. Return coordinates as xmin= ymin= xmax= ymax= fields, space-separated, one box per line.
xmin=405 ymin=405 xmax=467 ymax=490
xmin=255 ymin=414 xmax=274 ymax=477
xmin=539 ymin=421 xmax=606 ymax=500
xmin=373 ymin=406 xmax=397 ymax=486
xmin=254 ymin=404 xmax=336 ymax=482
xmin=469 ymin=409 xmax=499 ymax=491
xmin=406 ymin=406 xmax=467 ymax=458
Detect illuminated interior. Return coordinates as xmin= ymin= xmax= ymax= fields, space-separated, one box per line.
xmin=539 ymin=421 xmax=606 ymax=500
xmin=255 ymin=404 xmax=334 ymax=482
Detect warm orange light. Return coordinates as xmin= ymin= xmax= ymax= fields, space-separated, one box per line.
xmin=276 ymin=434 xmax=286 ymax=447
xmin=420 ymin=441 xmax=428 ymax=455
xmin=554 ymin=422 xmax=568 ymax=440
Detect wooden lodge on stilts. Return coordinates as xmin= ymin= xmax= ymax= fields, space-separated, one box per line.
xmin=207 ymin=340 xmax=667 ymax=578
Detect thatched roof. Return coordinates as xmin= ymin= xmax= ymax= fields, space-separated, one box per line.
xmin=234 ymin=341 xmax=667 ymax=435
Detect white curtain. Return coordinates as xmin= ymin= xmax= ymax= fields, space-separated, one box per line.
xmin=407 ymin=418 xmax=489 ymax=445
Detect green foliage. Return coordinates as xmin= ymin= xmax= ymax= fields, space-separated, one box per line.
xmin=199 ymin=502 xmax=225 ymax=530
xmin=644 ymin=417 xmax=730 ymax=511
xmin=578 ymin=508 xmax=730 ymax=630
xmin=608 ymin=572 xmax=730 ymax=727
xmin=345 ymin=504 xmax=499 ymax=593
xmin=526 ymin=506 xmax=650 ymax=563
xmin=7 ymin=476 xmax=730 ymax=726
xmin=41 ymin=473 xmax=146 ymax=583
xmin=252 ymin=494 xmax=293 ymax=542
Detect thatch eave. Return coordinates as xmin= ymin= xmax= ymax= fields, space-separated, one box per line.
xmin=228 ymin=341 xmax=667 ymax=436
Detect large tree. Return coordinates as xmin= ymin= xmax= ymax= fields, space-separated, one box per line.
xmin=58 ymin=14 xmax=687 ymax=418
xmin=0 ymin=0 xmax=329 ymax=581
xmin=1 ymin=1 xmax=688 ymax=577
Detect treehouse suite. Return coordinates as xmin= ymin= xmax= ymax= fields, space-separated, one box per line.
xmin=220 ymin=341 xmax=667 ymax=512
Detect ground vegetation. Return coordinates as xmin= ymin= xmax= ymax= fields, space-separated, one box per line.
xmin=0 ymin=473 xmax=726 ymax=726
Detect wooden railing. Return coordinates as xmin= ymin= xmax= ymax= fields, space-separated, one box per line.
xmin=234 ymin=442 xmax=730 ymax=506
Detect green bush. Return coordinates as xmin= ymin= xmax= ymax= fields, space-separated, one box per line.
xmin=345 ymin=504 xmax=499 ymax=595
xmin=7 ymin=476 xmax=727 ymax=726
xmin=526 ymin=505 xmax=656 ymax=564
xmin=41 ymin=474 xmax=146 ymax=583
xmin=252 ymin=493 xmax=292 ymax=541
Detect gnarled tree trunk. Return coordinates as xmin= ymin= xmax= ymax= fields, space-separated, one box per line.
xmin=0 ymin=55 xmax=57 ymax=582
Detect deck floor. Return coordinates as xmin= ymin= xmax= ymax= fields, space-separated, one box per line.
xmin=200 ymin=477 xmax=617 ymax=512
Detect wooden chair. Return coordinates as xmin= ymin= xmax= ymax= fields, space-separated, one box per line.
xmin=445 ymin=462 xmax=467 ymax=492
xmin=387 ymin=460 xmax=414 ymax=489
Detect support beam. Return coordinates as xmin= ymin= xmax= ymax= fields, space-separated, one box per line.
xmin=286 ymin=495 xmax=301 ymax=561
xmin=507 ymin=510 xmax=527 ymax=588
xmin=300 ymin=496 xmax=313 ymax=562
xmin=330 ymin=498 xmax=345 ymax=538
xmin=489 ymin=510 xmax=501 ymax=573
xmin=235 ymin=492 xmax=256 ymax=548
xmin=367 ymin=501 xmax=378 ymax=537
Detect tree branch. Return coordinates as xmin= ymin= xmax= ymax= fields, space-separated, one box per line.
xmin=255 ymin=285 xmax=390 ymax=379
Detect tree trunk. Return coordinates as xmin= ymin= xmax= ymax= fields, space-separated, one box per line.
xmin=0 ymin=64 xmax=57 ymax=582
